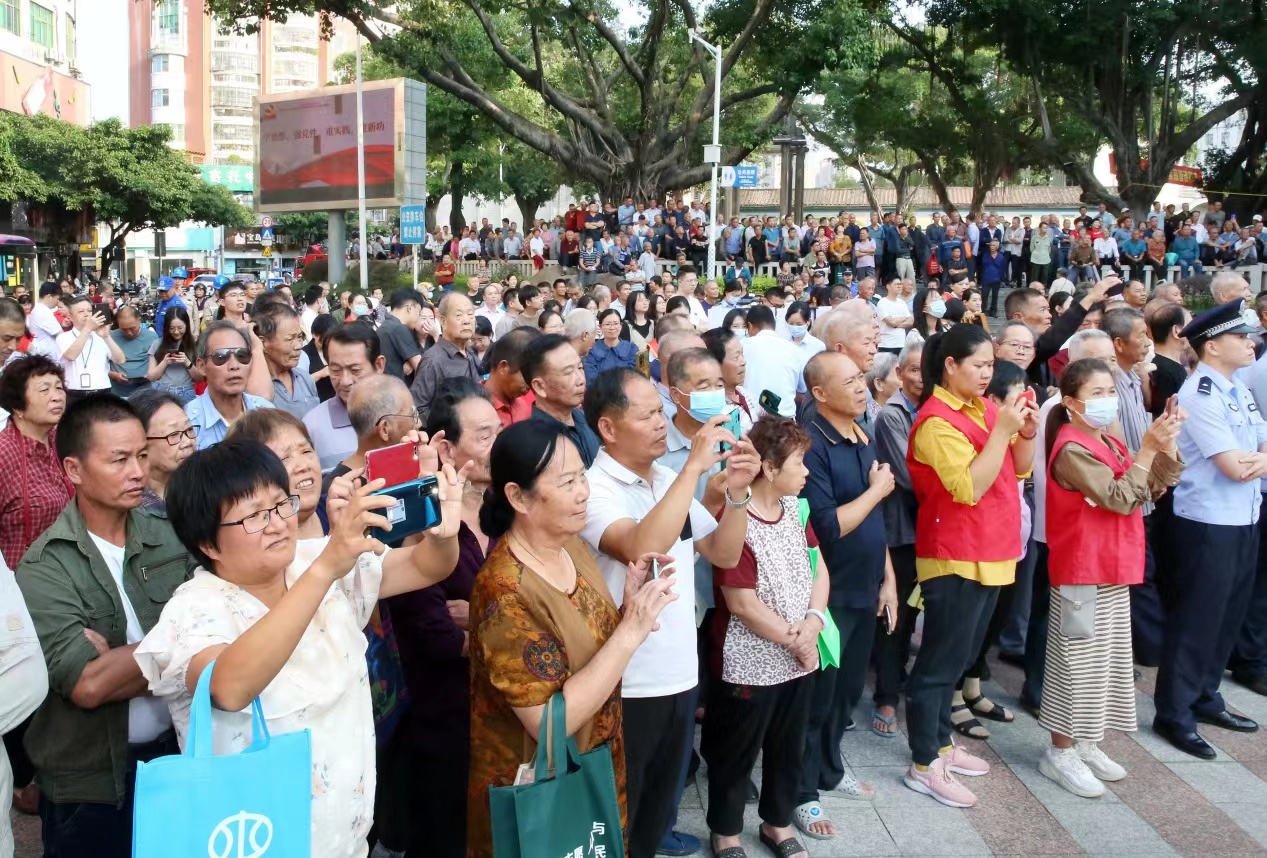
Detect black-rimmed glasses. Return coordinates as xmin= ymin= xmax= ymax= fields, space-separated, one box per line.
xmin=146 ymin=427 xmax=197 ymax=445
xmin=218 ymin=495 xmax=300 ymax=534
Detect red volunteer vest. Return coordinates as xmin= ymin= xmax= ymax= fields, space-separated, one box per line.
xmin=906 ymin=392 xmax=1022 ymax=563
xmin=1045 ymin=423 xmax=1145 ymax=587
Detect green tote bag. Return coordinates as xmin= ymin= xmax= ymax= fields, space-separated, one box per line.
xmin=798 ymin=498 xmax=841 ymax=669
xmin=489 ymin=692 xmax=625 ymax=858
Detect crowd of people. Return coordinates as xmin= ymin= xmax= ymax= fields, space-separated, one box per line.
xmin=1 ymin=199 xmax=1266 ymax=858
xmin=416 ymin=199 xmax=1267 ymax=299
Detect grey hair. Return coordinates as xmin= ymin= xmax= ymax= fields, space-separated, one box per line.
xmin=822 ymin=311 xmax=872 ymax=351
xmin=347 ymin=374 xmax=412 ymax=438
xmin=563 ymin=307 xmax=597 ymax=340
xmin=1211 ymin=271 xmax=1250 ymax=304
xmin=866 ymin=352 xmax=899 ymax=395
xmin=1067 ymin=329 xmax=1112 ymax=361
xmin=997 ymin=319 xmax=1035 ymax=342
xmin=897 ymin=340 xmax=923 ymax=367
xmin=252 ymin=302 xmax=300 ymax=340
xmin=196 ymin=320 xmax=249 ymax=359
xmin=593 ymin=284 xmax=612 ymax=302
xmin=1100 ymin=307 xmax=1144 ymax=343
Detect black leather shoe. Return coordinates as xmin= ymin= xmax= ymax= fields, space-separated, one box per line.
xmin=1233 ymin=673 xmax=1267 ymax=698
xmin=1154 ymin=721 xmax=1217 ymax=759
xmin=1197 ymin=710 xmax=1260 ymax=733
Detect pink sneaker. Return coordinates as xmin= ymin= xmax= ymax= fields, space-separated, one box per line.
xmin=941 ymin=743 xmax=990 ymax=777
xmin=903 ymin=758 xmax=978 ymax=808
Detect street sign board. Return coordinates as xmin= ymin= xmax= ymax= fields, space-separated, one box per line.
xmin=260 ymin=227 xmax=275 ymax=245
xmin=731 ymin=166 xmax=759 ymax=188
xmin=400 ymin=205 xmax=428 ymax=244
xmin=260 ymin=215 xmax=273 ymax=228
xmin=262 ymin=246 xmax=273 ymax=258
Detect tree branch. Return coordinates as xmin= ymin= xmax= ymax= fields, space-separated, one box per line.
xmin=565 ymin=0 xmax=645 ymax=88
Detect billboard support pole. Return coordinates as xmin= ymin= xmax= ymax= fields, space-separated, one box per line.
xmin=412 ymin=244 xmax=419 ymax=291
xmin=328 ymin=211 xmax=347 ymax=283
xmin=355 ymin=35 xmax=370 ymax=294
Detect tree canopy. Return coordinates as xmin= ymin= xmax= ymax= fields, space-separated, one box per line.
xmin=205 ymin=0 xmax=875 ymax=201
xmin=0 ymin=114 xmax=253 ymax=273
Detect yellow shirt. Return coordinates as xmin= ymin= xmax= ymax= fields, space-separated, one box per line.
xmin=910 ymin=385 xmax=1031 ymax=586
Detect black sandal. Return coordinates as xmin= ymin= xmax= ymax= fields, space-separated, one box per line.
xmin=759 ymin=829 xmax=808 ymax=857
xmin=950 ymin=703 xmax=990 ymax=739
xmin=711 ymin=833 xmax=748 ymax=858
xmin=964 ymin=692 xmax=1014 ymax=723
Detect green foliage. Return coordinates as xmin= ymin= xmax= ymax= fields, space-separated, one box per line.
xmin=0 ymin=114 xmax=253 ymax=273
xmin=276 ymin=212 xmax=330 ymax=247
xmin=342 ymin=260 xmax=406 ymax=294
xmin=300 ymin=258 xmax=329 ymax=282
xmin=750 ymin=276 xmax=777 ymax=291
xmin=205 ymin=0 xmax=876 ymax=200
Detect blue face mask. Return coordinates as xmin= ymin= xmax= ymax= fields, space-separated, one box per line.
xmin=788 ymin=324 xmax=808 ymax=340
xmin=682 ymin=387 xmax=731 ymax=422
xmin=929 ymin=299 xmax=947 ymax=319
xmin=1077 ymin=396 xmax=1118 ymax=429
xmin=352 ymin=304 xmax=371 ymax=317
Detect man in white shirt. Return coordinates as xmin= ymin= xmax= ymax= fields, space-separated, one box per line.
xmin=27 ymin=282 xmax=65 ymax=359
xmin=57 ymin=296 xmax=127 ymax=403
xmin=741 ymin=305 xmax=806 ymax=417
xmin=473 ymin=281 xmax=506 ymax=335
xmin=875 ymin=277 xmax=914 ymax=355
xmin=0 ymin=548 xmax=47 ymax=858
xmin=582 ymin=368 xmax=758 ymax=858
xmin=675 ymin=267 xmax=711 ymax=332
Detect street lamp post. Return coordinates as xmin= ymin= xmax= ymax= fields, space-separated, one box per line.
xmin=354 ymin=33 xmax=369 ymax=294
xmin=688 ymin=29 xmax=723 ymax=284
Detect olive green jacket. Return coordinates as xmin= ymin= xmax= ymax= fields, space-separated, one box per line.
xmin=15 ymin=499 xmax=194 ymax=805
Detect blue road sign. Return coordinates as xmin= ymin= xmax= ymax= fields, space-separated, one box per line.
xmin=400 ymin=205 xmax=428 ymax=244
xmin=733 ymin=166 xmax=759 ymax=188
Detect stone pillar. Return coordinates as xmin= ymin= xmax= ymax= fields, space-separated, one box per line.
xmin=327 ymin=210 xmax=347 ymax=283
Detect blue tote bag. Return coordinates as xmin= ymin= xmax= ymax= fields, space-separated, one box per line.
xmin=132 ymin=661 xmax=313 ymax=858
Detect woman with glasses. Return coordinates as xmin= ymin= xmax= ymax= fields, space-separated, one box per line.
xmin=145 ymin=305 xmax=200 ymax=404
xmin=135 ymin=422 xmax=468 ymax=858
xmin=130 ymin=387 xmax=196 ymax=515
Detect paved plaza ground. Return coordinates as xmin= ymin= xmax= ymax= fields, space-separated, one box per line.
xmin=673 ymin=658 xmax=1267 ymax=857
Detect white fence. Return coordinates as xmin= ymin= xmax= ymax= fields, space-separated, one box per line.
xmin=453 ymin=258 xmax=1267 ymax=292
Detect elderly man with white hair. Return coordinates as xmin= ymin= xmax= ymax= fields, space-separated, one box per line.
xmin=564 ymin=307 xmax=598 ymax=358
xmin=1211 ymin=271 xmax=1251 ymax=305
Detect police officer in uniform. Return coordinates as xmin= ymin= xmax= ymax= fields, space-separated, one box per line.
xmin=1155 ymin=299 xmax=1264 ymax=758
xmin=1232 ymin=325 xmax=1267 ymax=697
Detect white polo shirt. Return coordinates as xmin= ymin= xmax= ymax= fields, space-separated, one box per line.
xmin=581 ymin=449 xmax=717 ymax=699
xmin=741 ymin=330 xmax=805 ymax=418
xmin=55 ymin=329 xmax=112 ymax=391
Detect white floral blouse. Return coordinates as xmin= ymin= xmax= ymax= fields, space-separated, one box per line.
xmin=134 ymin=537 xmax=385 ymax=858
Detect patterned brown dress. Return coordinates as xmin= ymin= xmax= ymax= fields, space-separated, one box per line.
xmin=466 ymin=536 xmax=626 ymax=858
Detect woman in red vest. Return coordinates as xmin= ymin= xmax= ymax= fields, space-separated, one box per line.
xmin=903 ymin=323 xmax=1038 ymax=808
xmin=1039 ymin=358 xmax=1184 ymax=797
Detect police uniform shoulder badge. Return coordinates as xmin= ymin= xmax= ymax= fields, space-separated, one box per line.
xmin=1198 ymin=376 xmax=1213 ymax=395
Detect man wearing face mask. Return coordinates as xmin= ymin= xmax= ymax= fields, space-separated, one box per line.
xmin=706 ymin=280 xmax=746 ymax=330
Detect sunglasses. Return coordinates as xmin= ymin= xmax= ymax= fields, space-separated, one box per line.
xmin=208 ymin=347 xmax=253 ymax=366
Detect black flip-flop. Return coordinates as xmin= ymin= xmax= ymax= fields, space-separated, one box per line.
xmin=759 ymin=829 xmax=808 ymax=857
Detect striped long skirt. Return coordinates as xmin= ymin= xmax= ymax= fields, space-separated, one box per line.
xmin=1038 ymin=584 xmax=1138 ymax=742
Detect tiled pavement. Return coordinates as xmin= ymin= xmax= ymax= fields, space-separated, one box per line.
xmin=675 ymin=659 xmax=1267 ymax=857
xmin=8 ymin=659 xmax=1267 ymax=856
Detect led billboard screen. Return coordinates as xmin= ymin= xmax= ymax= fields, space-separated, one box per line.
xmin=255 ymin=79 xmax=426 ymax=213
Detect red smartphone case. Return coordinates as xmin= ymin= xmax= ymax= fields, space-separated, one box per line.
xmin=365 ymin=442 xmax=421 ymax=488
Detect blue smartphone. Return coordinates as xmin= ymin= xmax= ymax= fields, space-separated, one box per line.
xmin=719 ymin=406 xmax=743 ymax=466
xmin=369 ymin=476 xmax=441 ymax=545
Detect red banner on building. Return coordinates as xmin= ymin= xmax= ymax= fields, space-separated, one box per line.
xmin=1108 ymin=154 xmax=1204 ymax=188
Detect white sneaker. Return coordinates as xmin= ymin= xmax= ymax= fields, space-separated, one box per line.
xmin=1039 ymin=746 xmax=1105 ymax=798
xmin=1075 ymin=741 xmax=1127 ymax=782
